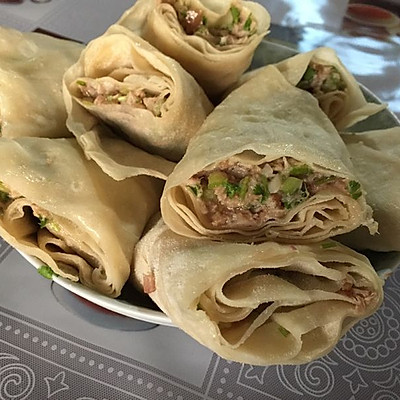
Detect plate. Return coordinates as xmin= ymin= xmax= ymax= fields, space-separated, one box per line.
xmin=17 ymin=39 xmax=400 ymax=327
xmin=17 ymin=250 xmax=174 ymax=327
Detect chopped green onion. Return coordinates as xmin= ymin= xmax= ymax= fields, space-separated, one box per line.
xmin=208 ymin=171 xmax=228 ymax=189
xmin=239 ymin=176 xmax=250 ymax=200
xmin=253 ymin=175 xmax=270 ymax=203
xmin=296 ymin=66 xmax=316 ymax=90
xmin=37 ymin=265 xmax=55 ymax=280
xmin=348 ymin=180 xmax=362 ymax=200
xmin=243 ymin=14 xmax=252 ymax=31
xmin=289 ymin=164 xmax=312 ymax=177
xmin=303 ymin=66 xmax=316 ymax=81
xmin=230 ymin=6 xmax=241 ymax=25
xmin=187 ymin=184 xmax=202 ymax=197
xmin=281 ymin=177 xmax=302 ymax=195
xmin=225 ymin=182 xmax=240 ymax=198
xmin=321 ymin=242 xmax=337 ymax=249
xmin=38 ymin=216 xmax=49 ymax=229
xmin=202 ymin=15 xmax=208 ymax=25
xmin=278 ymin=325 xmax=290 ymax=337
xmin=282 ymin=185 xmax=309 ymax=210
xmin=76 ymin=80 xmax=86 ymax=86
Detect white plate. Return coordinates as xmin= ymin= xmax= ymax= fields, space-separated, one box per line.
xmin=17 ymin=40 xmax=400 ymax=327
xmin=17 ymin=250 xmax=174 ymax=327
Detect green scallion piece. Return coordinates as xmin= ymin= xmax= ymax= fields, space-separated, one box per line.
xmin=37 ymin=265 xmax=55 ymax=280
xmin=230 ymin=6 xmax=240 ymax=25
xmin=208 ymin=171 xmax=228 ymax=189
xmin=303 ymin=66 xmax=316 ymax=81
xmin=281 ymin=177 xmax=302 ymax=195
xmin=76 ymin=80 xmax=86 ymax=86
xmin=225 ymin=182 xmax=241 ymax=198
xmin=38 ymin=216 xmax=49 ymax=229
xmin=278 ymin=325 xmax=290 ymax=337
xmin=243 ymin=14 xmax=252 ymax=31
xmin=253 ymin=175 xmax=270 ymax=203
xmin=348 ymin=180 xmax=362 ymax=200
xmin=321 ymin=242 xmax=337 ymax=249
xmin=239 ymin=176 xmax=250 ymax=200
xmin=289 ymin=164 xmax=312 ymax=177
xmin=297 ymin=66 xmax=316 ymax=90
xmin=187 ymin=184 xmax=202 ymax=197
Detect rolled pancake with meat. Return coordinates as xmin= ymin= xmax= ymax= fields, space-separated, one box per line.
xmin=63 ymin=24 xmax=212 ymax=169
xmin=118 ymin=0 xmax=271 ymax=99
xmin=338 ymin=127 xmax=400 ymax=251
xmin=0 ymin=137 xmax=162 ymax=297
xmin=134 ymin=218 xmax=383 ymax=365
xmin=0 ymin=25 xmax=82 ymax=138
xmin=275 ymin=47 xmax=386 ymax=130
xmin=161 ymin=65 xmax=376 ymax=243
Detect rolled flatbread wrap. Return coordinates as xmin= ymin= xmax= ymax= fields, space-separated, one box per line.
xmin=0 ymin=137 xmax=162 ymax=297
xmin=0 ymin=26 xmax=82 ymax=138
xmin=161 ymin=65 xmax=376 ymax=243
xmin=274 ymin=47 xmax=386 ymax=130
xmin=338 ymin=127 xmax=400 ymax=251
xmin=118 ymin=0 xmax=271 ymax=99
xmin=63 ymin=24 xmax=213 ymax=165
xmin=134 ymin=219 xmax=384 ymax=366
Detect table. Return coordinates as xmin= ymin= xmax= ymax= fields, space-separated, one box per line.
xmin=0 ymin=1 xmax=400 ymax=399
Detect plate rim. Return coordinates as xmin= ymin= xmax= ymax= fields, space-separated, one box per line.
xmin=16 ymin=249 xmax=174 ymax=327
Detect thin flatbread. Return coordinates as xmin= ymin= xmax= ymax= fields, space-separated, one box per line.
xmin=118 ymin=0 xmax=271 ymax=99
xmin=0 ymin=137 xmax=162 ymax=297
xmin=134 ymin=218 xmax=383 ymax=365
xmin=161 ymin=65 xmax=376 ymax=243
xmin=0 ymin=26 xmax=82 ymax=138
xmin=63 ymin=24 xmax=213 ymax=171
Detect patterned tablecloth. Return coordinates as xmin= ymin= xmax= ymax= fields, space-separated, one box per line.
xmin=0 ymin=1 xmax=400 ymax=399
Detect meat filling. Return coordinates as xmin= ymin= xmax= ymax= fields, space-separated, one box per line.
xmin=297 ymin=62 xmax=347 ymax=97
xmin=75 ymin=79 xmax=170 ymax=117
xmin=186 ymin=158 xmax=361 ymax=230
xmin=163 ymin=0 xmax=257 ymax=47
